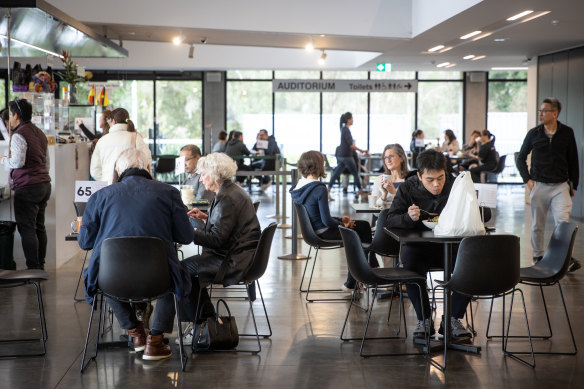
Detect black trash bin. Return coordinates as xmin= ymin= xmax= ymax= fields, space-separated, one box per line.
xmin=0 ymin=221 xmax=16 ymax=270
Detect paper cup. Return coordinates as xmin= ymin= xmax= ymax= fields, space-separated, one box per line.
xmin=368 ymin=195 xmax=378 ymax=208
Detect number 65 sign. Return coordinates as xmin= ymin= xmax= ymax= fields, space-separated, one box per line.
xmin=74 ymin=180 xmax=108 ymax=202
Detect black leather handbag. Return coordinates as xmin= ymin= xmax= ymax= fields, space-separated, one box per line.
xmin=192 ymin=299 xmax=239 ymax=352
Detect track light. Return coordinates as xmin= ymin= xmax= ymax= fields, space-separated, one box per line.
xmin=188 ymin=44 xmax=194 ymax=59
xmin=305 ymin=36 xmax=314 ymax=51
xmin=318 ymin=50 xmax=327 ymax=65
xmin=172 ymin=35 xmax=184 ymax=45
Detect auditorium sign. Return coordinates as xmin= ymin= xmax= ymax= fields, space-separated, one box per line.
xmin=272 ymin=79 xmax=417 ymax=93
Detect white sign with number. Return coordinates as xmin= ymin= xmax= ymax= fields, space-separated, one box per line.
xmin=473 ymin=183 xmax=498 ymax=209
xmin=75 ymin=181 xmax=108 ymax=202
xmin=175 ymin=155 xmax=186 ymax=175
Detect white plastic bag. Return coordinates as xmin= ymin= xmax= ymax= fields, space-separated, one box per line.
xmin=434 ymin=172 xmax=485 ymax=236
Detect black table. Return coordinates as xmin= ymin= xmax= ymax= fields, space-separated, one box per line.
xmin=384 ymin=227 xmax=502 ymax=355
xmin=351 ymin=203 xmax=384 ymax=214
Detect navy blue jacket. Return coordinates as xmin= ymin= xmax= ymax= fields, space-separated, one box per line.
xmin=78 ymin=173 xmax=194 ymax=304
xmin=290 ymin=180 xmax=341 ymax=232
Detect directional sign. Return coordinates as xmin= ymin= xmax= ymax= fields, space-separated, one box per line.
xmin=376 ymin=63 xmax=392 ymax=72
xmin=273 ymin=79 xmax=417 ymax=93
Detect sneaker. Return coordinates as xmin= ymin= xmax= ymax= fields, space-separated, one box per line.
xmin=533 ymin=256 xmax=543 ymax=264
xmin=127 ymin=322 xmax=147 ymax=352
xmin=136 ymin=302 xmax=153 ymax=330
xmin=438 ymin=316 xmax=472 ymax=339
xmin=143 ymin=333 xmax=172 ymax=361
xmin=261 ymin=178 xmax=272 ymax=191
xmin=568 ymin=258 xmax=582 ymax=273
xmin=413 ymin=319 xmax=435 ymax=339
xmin=341 ymin=281 xmax=357 ymax=293
xmin=175 ymin=323 xmax=193 ymax=345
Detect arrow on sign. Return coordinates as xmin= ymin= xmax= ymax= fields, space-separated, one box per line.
xmin=376 ymin=64 xmax=385 ymax=72
xmin=405 ymin=83 xmax=412 ymax=89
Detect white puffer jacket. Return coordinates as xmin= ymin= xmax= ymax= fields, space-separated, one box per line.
xmin=90 ymin=123 xmax=152 ymax=183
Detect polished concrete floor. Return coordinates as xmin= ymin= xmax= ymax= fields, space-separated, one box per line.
xmin=1 ymin=184 xmax=583 ymax=388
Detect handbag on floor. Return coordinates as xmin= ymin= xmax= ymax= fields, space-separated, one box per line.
xmin=192 ymin=299 xmax=239 ymax=352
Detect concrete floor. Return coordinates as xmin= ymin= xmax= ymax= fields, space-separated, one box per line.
xmin=0 ymin=184 xmax=583 ymax=388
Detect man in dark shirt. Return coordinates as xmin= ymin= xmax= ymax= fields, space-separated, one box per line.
xmin=516 ymin=97 xmax=580 ymax=271
xmin=385 ymin=149 xmax=472 ymax=340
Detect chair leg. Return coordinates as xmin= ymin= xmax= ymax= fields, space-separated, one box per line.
xmin=304 ymin=248 xmax=350 ymax=302
xmin=172 ymin=294 xmax=188 ymax=371
xmin=74 ymin=251 xmax=89 ymax=302
xmin=239 ymin=281 xmax=272 ymax=338
xmin=503 ymin=288 xmax=535 ymax=368
xmin=80 ymin=294 xmax=101 ymax=374
xmin=299 ymin=246 xmax=312 ymax=292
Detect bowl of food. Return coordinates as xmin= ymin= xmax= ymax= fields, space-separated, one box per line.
xmin=422 ymin=216 xmax=439 ymax=229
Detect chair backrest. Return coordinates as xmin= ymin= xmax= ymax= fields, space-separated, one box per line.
xmin=253 ymin=201 xmax=260 ymax=213
xmin=369 ymin=208 xmax=400 ymax=257
xmin=537 ymin=222 xmax=579 ymax=282
xmin=339 ymin=227 xmax=377 ymax=285
xmin=74 ymin=202 xmax=87 ymax=217
xmin=245 ymin=223 xmax=278 ymax=282
xmin=492 ymin=154 xmax=507 ymax=174
xmin=293 ymin=202 xmax=341 ymax=248
xmin=154 ymin=155 xmax=177 ymax=174
xmin=99 ymin=237 xmax=172 ymax=301
xmin=448 ymin=234 xmax=520 ymax=297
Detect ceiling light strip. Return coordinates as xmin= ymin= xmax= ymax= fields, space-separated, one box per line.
xmin=428 ymin=45 xmax=444 ymax=52
xmin=460 ymin=30 xmax=482 ymax=39
xmin=507 ymin=10 xmax=533 ymax=21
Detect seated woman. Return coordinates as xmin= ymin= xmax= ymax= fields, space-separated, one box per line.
xmin=436 ymin=129 xmax=460 ymax=154
xmin=290 ymin=150 xmax=376 ymax=292
xmin=466 ymin=129 xmax=498 ymax=182
xmin=409 ymin=129 xmax=426 ymax=169
xmin=181 ymin=153 xmax=261 ymax=331
xmin=457 ymin=130 xmax=482 ymax=171
xmin=371 ymin=144 xmax=409 ymax=208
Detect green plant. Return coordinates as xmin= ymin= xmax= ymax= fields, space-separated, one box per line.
xmin=56 ymin=50 xmax=86 ymax=85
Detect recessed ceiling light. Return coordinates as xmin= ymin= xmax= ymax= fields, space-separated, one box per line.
xmin=436 ymin=62 xmax=450 ymax=68
xmin=172 ymin=35 xmax=183 ymax=45
xmin=305 ymin=41 xmax=314 ymax=52
xmin=320 ymin=34 xmax=326 ymax=37
xmin=460 ymin=30 xmax=482 ymax=40
xmin=494 ymin=38 xmax=506 ymax=42
xmin=472 ymin=32 xmax=492 ymax=41
xmin=507 ymin=10 xmax=533 ymax=21
xmin=439 ymin=46 xmax=453 ymax=53
xmin=471 ymin=55 xmax=486 ymax=61
xmin=463 ymin=55 xmax=475 ymax=60
xmin=428 ymin=45 xmax=445 ymax=52
xmin=445 ymin=63 xmax=456 ymax=68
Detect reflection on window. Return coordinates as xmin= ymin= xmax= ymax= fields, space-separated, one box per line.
xmin=370 ymin=71 xmax=416 ymax=80
xmin=322 ymin=71 xmax=368 ymax=80
xmin=156 ymin=80 xmax=202 ymax=155
xmin=418 ymin=71 xmax=462 ymax=80
xmin=274 ymin=71 xmax=320 ymax=79
xmin=226 ymin=81 xmax=272 ymax=146
xmin=227 ymin=70 xmax=272 ymax=80
xmin=417 ymin=82 xmax=463 ymax=143
xmin=274 ymin=92 xmax=320 ymax=163
xmin=370 ymin=92 xmax=415 ymax=154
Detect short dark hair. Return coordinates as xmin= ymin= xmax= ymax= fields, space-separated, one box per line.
xmin=416 ymin=149 xmax=446 ymax=175
xmin=542 ymin=97 xmax=561 ymax=114
xmin=218 ymin=131 xmax=227 ymax=141
xmin=444 ymin=129 xmax=456 ymax=141
xmin=9 ymin=98 xmax=32 ymax=122
xmin=180 ymin=144 xmax=201 ymax=157
xmin=259 ymin=129 xmax=268 ymax=135
xmin=297 ymin=151 xmax=326 ymax=179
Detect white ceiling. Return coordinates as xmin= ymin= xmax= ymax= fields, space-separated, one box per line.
xmin=44 ymin=0 xmax=584 ymax=72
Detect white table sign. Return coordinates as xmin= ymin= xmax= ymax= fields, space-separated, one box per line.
xmin=473 ymin=183 xmax=498 ymax=209
xmin=415 ymin=138 xmax=425 ymax=147
xmin=175 ymin=155 xmax=186 ymax=175
xmin=256 ymin=140 xmax=268 ymax=149
xmin=74 ymin=180 xmax=108 ymax=202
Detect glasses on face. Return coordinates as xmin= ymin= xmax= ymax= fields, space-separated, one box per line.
xmin=383 ymin=155 xmax=396 ymax=161
xmin=538 ymin=109 xmax=555 ymax=114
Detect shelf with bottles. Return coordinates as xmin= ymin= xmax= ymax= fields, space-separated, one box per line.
xmin=14 ymin=92 xmax=56 ymax=135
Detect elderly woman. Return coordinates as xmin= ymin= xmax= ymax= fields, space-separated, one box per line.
xmin=181 ymin=153 xmax=261 ymax=332
xmin=371 ymin=144 xmax=409 ymax=208
xmin=290 ymin=150 xmax=376 ymax=292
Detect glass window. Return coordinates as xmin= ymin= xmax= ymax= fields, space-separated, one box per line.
xmin=227 ymin=70 xmax=272 ymax=80
xmin=369 ymin=92 xmax=415 ymax=154
xmin=226 ymin=81 xmax=273 ymax=146
xmin=417 ymin=81 xmax=463 ymax=144
xmin=155 ymin=80 xmax=203 ymax=155
xmin=418 ymin=71 xmax=462 ymax=80
xmin=107 ymin=80 xmax=154 ymax=144
xmin=322 ymin=71 xmax=368 ymax=80
xmin=370 ymin=71 xmax=416 ymax=80
xmin=488 ymin=71 xmax=527 ymax=80
xmin=322 ymin=92 xmax=368 ymax=156
xmin=274 ymin=92 xmax=320 ymax=163
xmin=274 ymin=70 xmax=320 ymax=79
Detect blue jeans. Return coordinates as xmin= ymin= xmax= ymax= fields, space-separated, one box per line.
xmin=328 ymin=156 xmax=361 ymax=191
xmin=106 ymin=294 xmax=176 ymax=333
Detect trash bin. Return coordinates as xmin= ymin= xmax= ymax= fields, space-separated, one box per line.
xmin=0 ymin=221 xmax=16 ymax=270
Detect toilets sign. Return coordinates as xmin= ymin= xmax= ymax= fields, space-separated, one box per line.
xmin=273 ymin=79 xmax=417 ymax=93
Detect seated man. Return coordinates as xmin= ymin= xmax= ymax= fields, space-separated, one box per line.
xmin=251 ymin=129 xmax=280 ymax=190
xmin=79 ymin=148 xmax=194 ymax=361
xmin=385 ymin=149 xmax=472 ymax=340
xmin=224 ymin=130 xmax=252 ymax=184
xmin=179 ymin=144 xmax=215 ymax=202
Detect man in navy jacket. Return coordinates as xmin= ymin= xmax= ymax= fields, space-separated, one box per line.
xmin=79 ymin=148 xmax=193 ymax=361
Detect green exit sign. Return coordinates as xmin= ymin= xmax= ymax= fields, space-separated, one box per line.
xmin=376 ymin=63 xmax=392 ymax=72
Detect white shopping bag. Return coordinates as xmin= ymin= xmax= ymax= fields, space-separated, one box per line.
xmin=434 ymin=172 xmax=485 ymax=236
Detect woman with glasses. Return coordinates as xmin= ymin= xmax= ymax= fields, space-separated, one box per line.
xmin=371 ymin=144 xmax=409 ymax=208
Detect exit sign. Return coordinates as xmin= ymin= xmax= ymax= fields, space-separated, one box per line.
xmin=376 ymin=63 xmax=392 ymax=72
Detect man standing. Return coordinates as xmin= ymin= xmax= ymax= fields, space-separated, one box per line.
xmin=79 ymin=148 xmax=194 ymax=361
xmin=517 ymin=97 xmax=581 ymax=271
xmin=0 ymin=99 xmax=51 ymax=270
xmin=180 ymin=144 xmax=215 ymax=202
xmin=385 ymin=150 xmax=473 ymax=340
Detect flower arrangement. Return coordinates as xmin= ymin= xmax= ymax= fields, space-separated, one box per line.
xmin=57 ymin=50 xmax=87 ymax=85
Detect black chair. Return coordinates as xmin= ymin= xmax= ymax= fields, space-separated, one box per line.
xmin=73 ymin=201 xmax=89 ymax=302
xmin=293 ymin=202 xmax=348 ymax=302
xmin=481 ymin=154 xmax=506 ymax=183
xmin=197 ymin=223 xmax=278 ymax=353
xmin=362 ymin=208 xmax=400 ymax=260
xmin=486 ymin=222 xmax=578 ymax=356
xmin=338 ymin=227 xmax=429 ymax=358
xmin=431 ymin=235 xmax=534 ymax=371
xmin=253 ymin=201 xmax=260 ymax=213
xmin=80 ymin=237 xmax=187 ymax=373
xmin=153 ymin=155 xmax=178 ymax=183
xmin=0 ymin=269 xmax=49 ymax=358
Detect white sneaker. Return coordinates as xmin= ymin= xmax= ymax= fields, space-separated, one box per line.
xmin=261 ymin=181 xmax=271 ymax=191
xmin=175 ymin=323 xmax=194 ymax=346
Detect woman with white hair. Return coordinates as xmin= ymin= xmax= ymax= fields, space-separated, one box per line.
xmin=180 ymin=153 xmax=261 ymax=337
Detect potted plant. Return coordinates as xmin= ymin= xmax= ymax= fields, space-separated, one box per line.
xmin=57 ymin=50 xmax=89 ymax=104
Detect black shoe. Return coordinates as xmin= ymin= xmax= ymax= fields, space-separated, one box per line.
xmin=568 ymin=258 xmax=582 ymax=273
xmin=533 ymin=256 xmax=543 ymax=264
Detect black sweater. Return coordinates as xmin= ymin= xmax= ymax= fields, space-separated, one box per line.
xmin=516 ymin=121 xmax=579 ymax=190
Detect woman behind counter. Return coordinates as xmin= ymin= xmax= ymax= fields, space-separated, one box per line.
xmin=371 ymin=144 xmax=409 ymax=208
